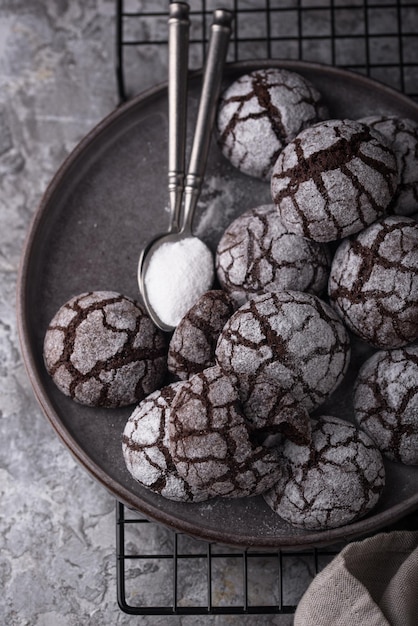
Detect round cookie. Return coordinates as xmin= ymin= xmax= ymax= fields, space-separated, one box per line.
xmin=217 ymin=68 xmax=328 ymax=180
xmin=328 ymin=216 xmax=418 ymax=348
xmin=359 ymin=115 xmax=418 ymax=216
xmin=43 ymin=291 xmax=167 ymax=408
xmin=353 ymin=346 xmax=418 ymax=464
xmin=271 ymin=119 xmax=398 ymax=242
xmin=122 ymin=382 xmax=209 ymax=501
xmin=264 ymin=415 xmax=386 ymax=530
xmin=167 ymin=290 xmax=235 ymax=380
xmin=215 ymin=290 xmax=350 ymax=412
xmin=168 ymin=365 xmax=282 ymax=499
xmin=216 ymin=204 xmax=331 ymax=307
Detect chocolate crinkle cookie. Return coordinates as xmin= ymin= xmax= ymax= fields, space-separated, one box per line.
xmin=328 ymin=216 xmax=418 ymax=349
xmin=167 ymin=290 xmax=235 ymax=380
xmin=43 ymin=291 xmax=167 ymax=408
xmin=216 ymin=204 xmax=331 ymax=306
xmin=122 ymin=382 xmax=209 ymax=501
xmin=271 ymin=119 xmax=398 ymax=242
xmin=216 ymin=204 xmax=331 ymax=307
xmin=215 ymin=290 xmax=350 ymax=413
xmin=217 ymin=68 xmax=328 ymax=181
xmin=359 ymin=115 xmax=418 ymax=216
xmin=353 ymin=346 xmax=418 ymax=465
xmin=168 ymin=365 xmax=283 ymax=499
xmin=263 ymin=415 xmax=386 ymax=530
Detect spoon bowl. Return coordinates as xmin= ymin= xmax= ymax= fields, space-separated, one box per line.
xmin=138 ymin=231 xmax=214 ymax=331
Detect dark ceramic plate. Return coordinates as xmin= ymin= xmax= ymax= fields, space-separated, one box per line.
xmin=17 ymin=61 xmax=418 ymax=549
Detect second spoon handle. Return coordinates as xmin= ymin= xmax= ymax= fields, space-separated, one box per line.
xmin=181 ymin=9 xmax=233 ymax=234
xmin=168 ymin=2 xmax=190 ymax=232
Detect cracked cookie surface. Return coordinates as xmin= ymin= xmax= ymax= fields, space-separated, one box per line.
xmin=238 ymin=385 xmax=312 ymax=446
xmin=215 ymin=290 xmax=350 ymax=412
xmin=216 ymin=204 xmax=331 ymax=307
xmin=264 ymin=415 xmax=385 ymax=530
xmin=353 ymin=346 xmax=418 ymax=464
xmin=122 ymin=382 xmax=209 ymax=501
xmin=168 ymin=290 xmax=235 ymax=380
xmin=328 ymin=215 xmax=418 ymax=348
xmin=217 ymin=68 xmax=328 ymax=180
xmin=43 ymin=291 xmax=167 ymax=407
xmin=271 ymin=119 xmax=398 ymax=242
xmin=168 ymin=365 xmax=282 ymax=499
xmin=359 ymin=115 xmax=418 ymax=216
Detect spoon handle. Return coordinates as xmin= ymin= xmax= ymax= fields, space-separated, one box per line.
xmin=168 ymin=2 xmax=190 ymax=232
xmin=181 ymin=9 xmax=233 ymax=234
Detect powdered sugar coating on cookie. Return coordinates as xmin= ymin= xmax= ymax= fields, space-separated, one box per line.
xmin=328 ymin=216 xmax=418 ymax=348
xmin=168 ymin=290 xmax=235 ymax=380
xmin=168 ymin=365 xmax=282 ymax=499
xmin=215 ymin=291 xmax=350 ymax=412
xmin=217 ymin=68 xmax=328 ymax=180
xmin=122 ymin=383 xmax=209 ymax=501
xmin=271 ymin=119 xmax=398 ymax=242
xmin=216 ymin=204 xmax=331 ymax=307
xmin=353 ymin=346 xmax=418 ymax=464
xmin=238 ymin=384 xmax=312 ymax=446
xmin=264 ymin=415 xmax=385 ymax=530
xmin=359 ymin=115 xmax=418 ymax=216
xmin=43 ymin=291 xmax=167 ymax=407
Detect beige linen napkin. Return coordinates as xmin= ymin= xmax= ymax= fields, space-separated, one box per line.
xmin=294 ymin=531 xmax=418 ymax=626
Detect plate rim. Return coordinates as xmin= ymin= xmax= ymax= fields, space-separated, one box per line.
xmin=16 ymin=59 xmax=418 ymax=549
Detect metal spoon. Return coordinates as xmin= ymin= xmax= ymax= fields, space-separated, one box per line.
xmin=138 ymin=7 xmax=233 ymax=332
xmin=167 ymin=2 xmax=190 ymax=234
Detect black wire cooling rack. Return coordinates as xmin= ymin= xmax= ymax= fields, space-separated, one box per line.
xmin=114 ymin=0 xmax=418 ymax=616
xmin=116 ymin=0 xmax=418 ymax=102
xmin=116 ymin=502 xmax=418 ymax=615
xmin=116 ymin=501 xmax=343 ymax=615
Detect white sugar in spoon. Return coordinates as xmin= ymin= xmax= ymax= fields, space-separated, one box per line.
xmin=138 ymin=7 xmax=233 ymax=332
